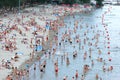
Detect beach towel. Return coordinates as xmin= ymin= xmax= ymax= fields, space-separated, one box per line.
xmin=17 ymin=52 xmax=24 ymax=55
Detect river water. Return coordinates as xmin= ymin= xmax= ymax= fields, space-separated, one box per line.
xmin=25 ymin=5 xmax=120 ymax=80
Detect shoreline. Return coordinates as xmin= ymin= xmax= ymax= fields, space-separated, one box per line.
xmin=19 ymin=25 xmax=58 ymax=70
xmin=19 ymin=5 xmax=94 ymax=76
xmin=0 ymin=4 xmax=94 ymax=80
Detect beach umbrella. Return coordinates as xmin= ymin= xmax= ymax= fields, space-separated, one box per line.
xmin=35 ymin=45 xmax=42 ymax=52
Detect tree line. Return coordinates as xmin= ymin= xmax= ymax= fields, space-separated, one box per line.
xmin=0 ymin=0 xmax=104 ymax=8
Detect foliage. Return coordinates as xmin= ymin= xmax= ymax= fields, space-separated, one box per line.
xmin=95 ymin=0 xmax=104 ymax=7
xmin=0 ymin=0 xmax=104 ymax=8
xmin=81 ymin=0 xmax=90 ymax=3
xmin=0 ymin=0 xmax=18 ymax=8
xmin=63 ymin=0 xmax=75 ymax=5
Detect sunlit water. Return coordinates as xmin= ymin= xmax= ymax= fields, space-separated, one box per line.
xmin=23 ymin=5 xmax=120 ymax=80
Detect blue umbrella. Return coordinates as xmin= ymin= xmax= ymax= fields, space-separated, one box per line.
xmin=35 ymin=45 xmax=42 ymax=51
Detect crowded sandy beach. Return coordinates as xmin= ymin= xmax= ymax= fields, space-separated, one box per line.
xmin=0 ymin=4 xmax=93 ymax=80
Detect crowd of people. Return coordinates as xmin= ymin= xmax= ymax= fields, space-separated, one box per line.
xmin=17 ymin=6 xmax=113 ymax=80
xmin=0 ymin=4 xmax=114 ymax=80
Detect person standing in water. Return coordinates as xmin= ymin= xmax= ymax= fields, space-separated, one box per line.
xmin=75 ymin=70 xmax=79 ymax=78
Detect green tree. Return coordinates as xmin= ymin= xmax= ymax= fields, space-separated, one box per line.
xmin=63 ymin=0 xmax=77 ymax=6
xmin=0 ymin=0 xmax=46 ymax=8
xmin=95 ymin=0 xmax=104 ymax=7
xmin=36 ymin=0 xmax=43 ymax=4
xmin=81 ymin=0 xmax=90 ymax=3
xmin=0 ymin=0 xmax=4 ymax=8
xmin=0 ymin=0 xmax=25 ymax=8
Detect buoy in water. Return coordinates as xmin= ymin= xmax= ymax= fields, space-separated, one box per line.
xmin=108 ymin=52 xmax=110 ymax=54
xmin=107 ymin=46 xmax=110 ymax=49
xmin=106 ymin=31 xmax=108 ymax=33
xmin=109 ymin=58 xmax=112 ymax=61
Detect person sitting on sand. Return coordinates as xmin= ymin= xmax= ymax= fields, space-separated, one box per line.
xmin=14 ymin=53 xmax=19 ymax=62
xmin=1 ymin=59 xmax=5 ymax=67
xmin=14 ymin=53 xmax=19 ymax=59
